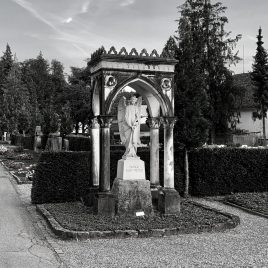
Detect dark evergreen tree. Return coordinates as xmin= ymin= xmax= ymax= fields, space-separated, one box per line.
xmin=60 ymin=102 xmax=73 ymax=137
xmin=176 ymin=0 xmax=242 ymax=143
xmin=0 ymin=44 xmax=13 ymax=88
xmin=1 ymin=60 xmax=31 ymax=133
xmin=50 ymin=59 xmax=67 ymax=113
xmin=251 ymin=27 xmax=268 ymax=146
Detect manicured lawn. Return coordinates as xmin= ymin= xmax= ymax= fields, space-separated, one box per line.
xmin=43 ymin=200 xmax=234 ymax=232
xmin=225 ymin=192 xmax=268 ymax=215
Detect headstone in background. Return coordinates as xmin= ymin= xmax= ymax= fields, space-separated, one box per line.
xmin=34 ymin=126 xmax=43 ymax=152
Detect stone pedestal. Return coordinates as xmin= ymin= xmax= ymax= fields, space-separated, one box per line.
xmin=46 ymin=133 xmax=62 ymax=152
xmin=117 ymin=157 xmax=145 ymax=180
xmin=34 ymin=136 xmax=42 ymax=152
xmin=158 ymin=188 xmax=180 ymax=215
xmin=93 ymin=192 xmax=115 ymax=217
xmin=112 ymin=178 xmax=153 ymax=216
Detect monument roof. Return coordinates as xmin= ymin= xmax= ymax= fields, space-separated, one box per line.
xmin=87 ymin=46 xmax=179 ymax=68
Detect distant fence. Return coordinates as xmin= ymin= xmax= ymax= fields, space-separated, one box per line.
xmin=232 ymin=133 xmax=260 ymax=146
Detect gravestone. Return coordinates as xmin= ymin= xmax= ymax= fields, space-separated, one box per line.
xmin=34 ymin=126 xmax=43 ymax=152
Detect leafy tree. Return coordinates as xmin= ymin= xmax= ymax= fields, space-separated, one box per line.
xmin=60 ymin=67 xmax=91 ymax=134
xmin=176 ymin=0 xmax=242 ymax=143
xmin=60 ymin=102 xmax=73 ymax=137
xmin=21 ymin=53 xmax=52 ymax=114
xmin=251 ymin=27 xmax=268 ymax=146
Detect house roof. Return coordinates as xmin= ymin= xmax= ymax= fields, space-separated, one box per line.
xmin=233 ymin=73 xmax=256 ymax=109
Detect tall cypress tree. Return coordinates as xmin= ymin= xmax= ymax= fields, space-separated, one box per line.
xmin=251 ymin=27 xmax=268 ymax=146
xmin=176 ymin=0 xmax=242 ymax=144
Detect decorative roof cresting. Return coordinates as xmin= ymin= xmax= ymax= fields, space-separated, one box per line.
xmin=89 ymin=46 xmax=175 ymax=64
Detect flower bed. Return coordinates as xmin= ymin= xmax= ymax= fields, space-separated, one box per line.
xmin=43 ymin=200 xmax=237 ymax=233
xmin=0 ymin=145 xmax=39 ymax=184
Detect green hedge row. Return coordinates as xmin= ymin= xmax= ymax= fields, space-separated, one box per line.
xmin=31 ymin=152 xmax=91 ymax=204
xmin=67 ymin=135 xmax=90 ymax=151
xmin=31 ymin=148 xmax=268 ymax=204
xmin=31 ymin=148 xmax=185 ymax=204
xmin=189 ymin=148 xmax=268 ymax=196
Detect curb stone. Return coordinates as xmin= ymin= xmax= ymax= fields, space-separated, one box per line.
xmin=36 ymin=201 xmax=240 ymax=240
xmin=223 ymin=200 xmax=268 ymax=219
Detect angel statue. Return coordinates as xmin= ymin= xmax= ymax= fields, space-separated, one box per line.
xmin=118 ymin=95 xmax=142 ymax=158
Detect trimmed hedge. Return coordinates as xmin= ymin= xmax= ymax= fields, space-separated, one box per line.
xmin=33 ymin=147 xmax=268 ymax=203
xmin=188 ymin=148 xmax=268 ymax=196
xmin=67 ymin=135 xmax=91 ymax=151
xmin=31 ymin=151 xmax=91 ymax=204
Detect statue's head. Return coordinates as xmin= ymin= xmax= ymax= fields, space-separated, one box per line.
xmin=129 ymin=95 xmax=137 ymax=105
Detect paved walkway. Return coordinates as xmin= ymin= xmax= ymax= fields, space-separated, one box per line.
xmin=0 ymin=165 xmax=63 ymax=268
xmin=1 ymin=163 xmax=268 ymax=267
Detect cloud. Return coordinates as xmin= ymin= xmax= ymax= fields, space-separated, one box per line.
xmin=120 ymin=0 xmax=135 ymax=7
xmin=81 ymin=1 xmax=91 ymax=13
xmin=63 ymin=17 xmax=73 ymax=24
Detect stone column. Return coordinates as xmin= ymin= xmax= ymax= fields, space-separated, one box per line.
xmin=89 ymin=117 xmax=100 ymax=187
xmin=162 ymin=117 xmax=177 ymax=188
xmin=98 ymin=115 xmax=114 ymax=192
xmin=146 ymin=117 xmax=161 ymax=187
xmin=158 ymin=116 xmax=180 ymax=215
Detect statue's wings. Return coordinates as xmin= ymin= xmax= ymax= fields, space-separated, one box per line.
xmin=136 ymin=96 xmax=142 ymax=145
xmin=117 ymin=97 xmax=127 ymax=145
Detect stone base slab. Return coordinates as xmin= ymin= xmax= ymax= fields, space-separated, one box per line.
xmin=93 ymin=192 xmax=115 ymax=217
xmin=81 ymin=187 xmax=99 ymax=207
xmin=111 ymin=178 xmax=153 ymax=216
xmin=158 ymin=188 xmax=181 ymax=215
xmin=117 ymin=158 xmax=145 ymax=180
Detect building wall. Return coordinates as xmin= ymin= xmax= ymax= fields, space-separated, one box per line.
xmin=237 ymin=108 xmax=268 ymax=136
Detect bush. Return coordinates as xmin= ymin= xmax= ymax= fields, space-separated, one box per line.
xmin=188 ymin=148 xmax=268 ymax=196
xmin=67 ymin=135 xmax=91 ymax=151
xmin=23 ymin=135 xmax=35 ymax=150
xmin=31 ymin=151 xmax=91 ymax=204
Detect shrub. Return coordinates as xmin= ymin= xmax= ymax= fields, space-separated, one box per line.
xmin=31 ymin=151 xmax=91 ymax=204
xmin=23 ymin=135 xmax=35 ymax=150
xmin=188 ymin=148 xmax=268 ymax=196
xmin=66 ymin=135 xmax=91 ymax=151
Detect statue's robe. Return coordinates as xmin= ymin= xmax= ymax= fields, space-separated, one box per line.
xmin=122 ymin=104 xmax=140 ymax=157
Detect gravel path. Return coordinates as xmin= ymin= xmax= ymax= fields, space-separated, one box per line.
xmin=52 ymin=198 xmax=267 ymax=268
xmin=8 ymin=168 xmax=268 ymax=268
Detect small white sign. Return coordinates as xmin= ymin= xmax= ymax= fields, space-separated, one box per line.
xmin=136 ymin=211 xmax=145 ymax=217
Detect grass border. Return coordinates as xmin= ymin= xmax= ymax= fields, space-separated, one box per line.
xmin=36 ymin=201 xmax=240 ymax=240
xmin=223 ymin=200 xmax=268 ymax=219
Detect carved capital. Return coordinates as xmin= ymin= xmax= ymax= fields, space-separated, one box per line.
xmin=146 ymin=117 xmax=161 ymax=129
xmin=89 ymin=117 xmax=100 ymax=129
xmin=161 ymin=116 xmax=177 ymax=129
xmin=98 ymin=115 xmax=114 ymax=128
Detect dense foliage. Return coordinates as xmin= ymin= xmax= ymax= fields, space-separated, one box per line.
xmin=31 ymin=152 xmax=91 ymax=204
xmin=189 ymin=148 xmax=268 ymax=196
xmin=0 ymin=45 xmax=90 ymax=137
xmin=165 ymin=0 xmax=242 ymax=147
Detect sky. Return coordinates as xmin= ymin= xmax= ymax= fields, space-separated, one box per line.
xmin=1 ymin=0 xmax=268 ymax=75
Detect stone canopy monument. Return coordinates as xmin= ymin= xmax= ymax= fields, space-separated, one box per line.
xmin=88 ymin=46 xmax=180 ymax=216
